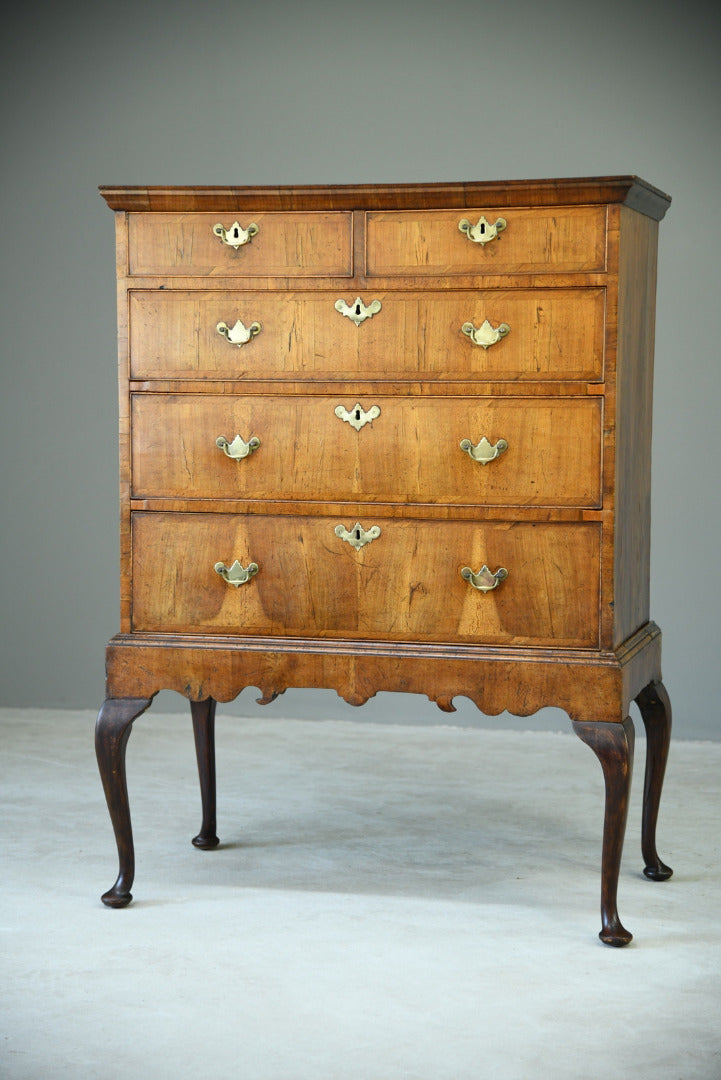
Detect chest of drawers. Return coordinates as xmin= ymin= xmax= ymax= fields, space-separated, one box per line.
xmin=96 ymin=177 xmax=673 ymax=945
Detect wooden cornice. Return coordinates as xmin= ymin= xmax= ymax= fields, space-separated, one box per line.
xmin=99 ymin=176 xmax=671 ymax=220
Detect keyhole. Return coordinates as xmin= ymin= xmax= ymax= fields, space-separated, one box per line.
xmin=233 ymin=226 xmax=239 ymax=238
xmin=355 ymin=303 xmax=362 ymax=315
xmin=355 ymin=528 xmax=361 ymax=540
xmin=479 ymin=222 xmax=486 ymax=234
xmin=355 ymin=409 xmax=361 ymax=421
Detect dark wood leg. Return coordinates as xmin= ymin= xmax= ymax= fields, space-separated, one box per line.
xmin=573 ymin=716 xmax=635 ymax=947
xmin=635 ymin=680 xmax=673 ymax=881
xmin=95 ymin=697 xmax=153 ymax=907
xmin=190 ymin=697 xmax=220 ymax=850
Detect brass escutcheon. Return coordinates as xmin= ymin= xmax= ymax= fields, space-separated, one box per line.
xmin=335 ymin=297 xmax=382 ymax=326
xmin=212 ymin=220 xmax=259 ymax=249
xmin=335 ymin=522 xmax=381 ymax=550
xmin=335 ymin=403 xmax=381 ymax=431
xmin=458 ymin=216 xmax=507 ymax=244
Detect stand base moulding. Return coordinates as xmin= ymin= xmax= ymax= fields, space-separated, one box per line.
xmin=96 ymin=177 xmax=673 ymax=946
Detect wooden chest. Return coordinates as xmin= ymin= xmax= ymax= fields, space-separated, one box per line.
xmin=96 ymin=178 xmax=673 ymax=945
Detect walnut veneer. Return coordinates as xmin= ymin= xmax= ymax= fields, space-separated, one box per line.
xmin=96 ymin=177 xmax=673 ymax=945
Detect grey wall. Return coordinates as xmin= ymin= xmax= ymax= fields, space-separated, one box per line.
xmin=1 ymin=0 xmax=719 ymax=737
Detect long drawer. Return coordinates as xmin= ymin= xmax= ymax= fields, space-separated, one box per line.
xmin=131 ymin=512 xmax=601 ymax=647
xmin=366 ymin=206 xmax=607 ymax=275
xmin=127 ymin=211 xmax=353 ymax=277
xmin=128 ymin=288 xmax=605 ymax=381
xmin=131 ymin=394 xmax=603 ymax=507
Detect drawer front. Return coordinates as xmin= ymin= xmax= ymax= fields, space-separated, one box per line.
xmin=132 ymin=394 xmax=602 ymax=508
xmin=131 ymin=512 xmax=600 ymax=647
xmin=129 ymin=288 xmax=605 ymax=381
xmin=366 ymin=206 xmax=607 ymax=275
xmin=127 ymin=212 xmax=353 ymax=277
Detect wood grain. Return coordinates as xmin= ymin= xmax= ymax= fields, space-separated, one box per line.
xmin=128 ymin=287 xmax=605 ymax=382
xmin=131 ymin=393 xmax=603 ymax=507
xmin=612 ymin=206 xmax=659 ymax=646
xmin=100 ymin=176 xmax=671 ymax=220
xmin=128 ymin=212 xmax=353 ymax=277
xmin=366 ymin=206 xmax=608 ymax=276
xmin=99 ymin=179 xmax=672 ymax=940
xmin=130 ymin=512 xmax=601 ymax=647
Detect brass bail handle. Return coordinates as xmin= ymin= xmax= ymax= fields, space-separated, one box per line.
xmin=216 ymin=434 xmax=261 ymax=460
xmin=461 ymin=320 xmax=510 ymax=349
xmin=214 ymin=560 xmax=259 ymax=587
xmin=461 ymin=565 xmax=508 ymax=592
xmin=460 ymin=436 xmax=508 ymax=465
xmin=216 ymin=319 xmax=262 ymax=347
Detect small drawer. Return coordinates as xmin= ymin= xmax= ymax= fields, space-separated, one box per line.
xmin=127 ymin=212 xmax=353 ymax=277
xmin=366 ymin=206 xmax=607 ymax=276
xmin=131 ymin=512 xmax=601 ymax=648
xmin=131 ymin=393 xmax=603 ymax=508
xmin=129 ymin=288 xmax=605 ymax=381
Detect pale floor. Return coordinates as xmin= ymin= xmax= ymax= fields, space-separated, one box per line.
xmin=1 ymin=705 xmax=720 ymax=1080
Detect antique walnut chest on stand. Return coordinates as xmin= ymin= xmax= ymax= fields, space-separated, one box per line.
xmin=96 ymin=177 xmax=673 ymax=945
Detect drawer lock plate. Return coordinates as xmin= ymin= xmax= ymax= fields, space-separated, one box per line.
xmin=335 ymin=403 xmax=381 ymax=431
xmin=212 ymin=220 xmax=259 ymax=249
xmin=335 ymin=297 xmax=382 ymax=326
xmin=458 ymin=215 xmax=507 ymax=245
xmin=335 ymin=522 xmax=381 ymax=550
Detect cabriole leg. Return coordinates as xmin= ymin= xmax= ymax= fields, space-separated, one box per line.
xmin=191 ymin=697 xmax=220 ymax=849
xmin=573 ymin=716 xmax=635 ymax=947
xmin=95 ymin=697 xmax=153 ymax=907
xmin=635 ymin=680 xmax=673 ymax=881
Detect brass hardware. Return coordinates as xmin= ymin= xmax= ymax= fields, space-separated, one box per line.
xmin=461 ymin=319 xmax=510 ymax=349
xmin=335 ymin=297 xmax=382 ymax=326
xmin=461 ymin=565 xmax=508 ymax=592
xmin=458 ymin=215 xmax=507 ymax=245
xmin=460 ymin=436 xmax=508 ymax=465
xmin=212 ymin=220 xmax=259 ymax=249
xmin=216 ymin=318 xmax=262 ymax=346
xmin=214 ymin=560 xmax=259 ymax=587
xmin=216 ymin=434 xmax=261 ymax=460
xmin=335 ymin=403 xmax=381 ymax=431
xmin=335 ymin=522 xmax=381 ymax=550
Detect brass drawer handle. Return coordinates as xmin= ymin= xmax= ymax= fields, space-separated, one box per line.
xmin=335 ymin=297 xmax=382 ymax=326
xmin=460 ymin=436 xmax=508 ymax=465
xmin=212 ymin=220 xmax=259 ymax=249
xmin=216 ymin=434 xmax=261 ymax=460
xmin=461 ymin=320 xmax=510 ymax=349
xmin=461 ymin=565 xmax=508 ymax=592
xmin=458 ymin=216 xmax=507 ymax=245
xmin=216 ymin=318 xmax=262 ymax=347
xmin=335 ymin=522 xmax=381 ymax=550
xmin=214 ymin=560 xmax=259 ymax=587
xmin=335 ymin=403 xmax=381 ymax=430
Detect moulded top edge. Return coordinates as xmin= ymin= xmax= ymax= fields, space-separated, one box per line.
xmin=98 ymin=176 xmax=671 ymax=220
